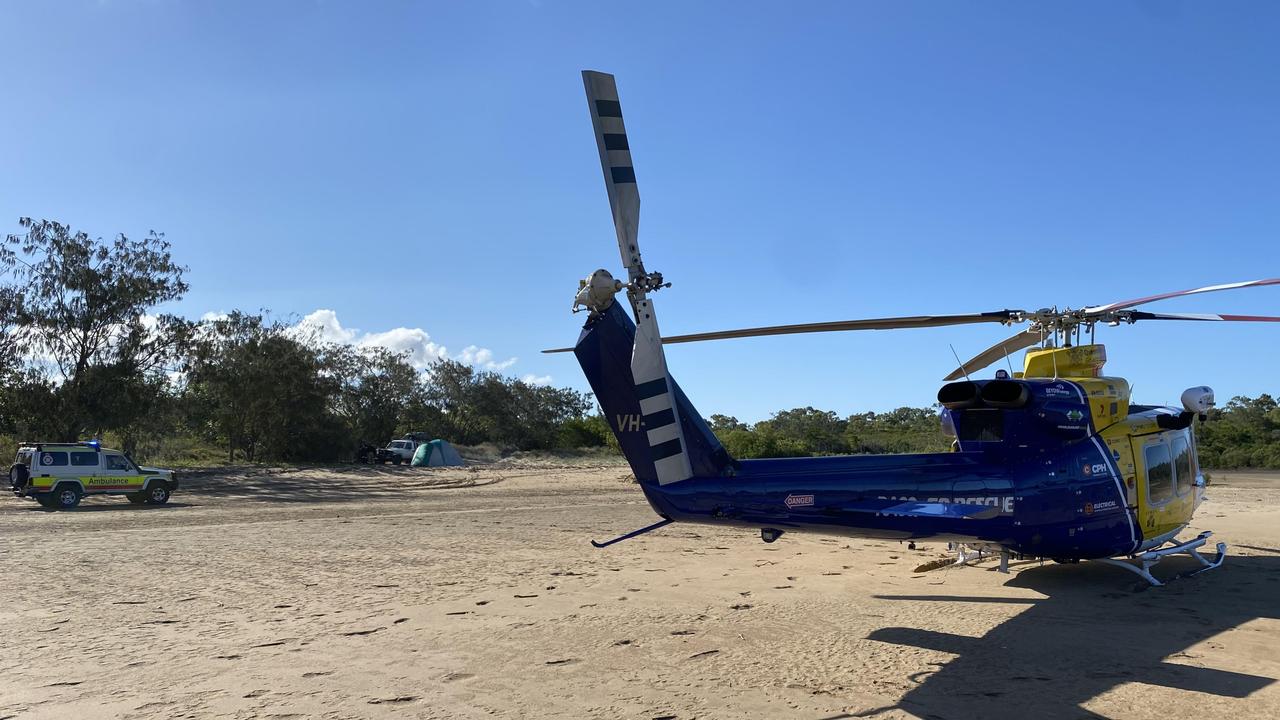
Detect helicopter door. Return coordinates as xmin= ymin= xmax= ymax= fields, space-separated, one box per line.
xmin=1132 ymin=433 xmax=1195 ymax=543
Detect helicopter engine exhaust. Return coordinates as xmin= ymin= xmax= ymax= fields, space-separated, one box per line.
xmin=981 ymin=380 xmax=1031 ymax=408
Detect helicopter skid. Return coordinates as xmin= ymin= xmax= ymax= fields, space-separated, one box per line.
xmin=950 ymin=543 xmax=1013 ymax=573
xmin=1095 ymin=531 xmax=1227 ymax=587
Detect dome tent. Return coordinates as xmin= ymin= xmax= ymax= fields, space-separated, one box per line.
xmin=411 ymin=439 xmax=464 ymax=467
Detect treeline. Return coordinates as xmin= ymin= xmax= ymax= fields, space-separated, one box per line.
xmin=708 ymin=407 xmax=951 ymax=459
xmin=0 ymin=218 xmax=609 ymax=463
xmin=1196 ymin=394 xmax=1280 ymax=469
xmin=710 ymin=397 xmax=1280 ymax=469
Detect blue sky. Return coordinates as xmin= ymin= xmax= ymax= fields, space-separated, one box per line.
xmin=1 ymin=1 xmax=1277 ymax=421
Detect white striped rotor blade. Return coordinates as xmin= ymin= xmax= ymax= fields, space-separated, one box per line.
xmin=1084 ymin=278 xmax=1280 ymax=315
xmin=1128 ymin=311 xmax=1280 ymax=323
xmin=631 ymin=296 xmax=692 ymax=484
xmin=583 ymin=70 xmax=642 ymax=277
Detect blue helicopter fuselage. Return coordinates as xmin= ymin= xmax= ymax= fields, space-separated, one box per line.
xmin=640 ymin=445 xmax=1137 ymax=560
xmin=575 ymin=300 xmax=1144 ymax=561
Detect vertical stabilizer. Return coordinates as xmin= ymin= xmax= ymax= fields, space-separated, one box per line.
xmin=575 ymin=302 xmax=733 ymax=485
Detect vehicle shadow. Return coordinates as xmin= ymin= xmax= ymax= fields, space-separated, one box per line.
xmin=860 ymin=555 xmax=1279 ymax=719
xmin=21 ymin=502 xmax=199 ymax=513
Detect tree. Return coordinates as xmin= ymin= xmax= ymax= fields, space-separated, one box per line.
xmin=324 ymin=344 xmax=423 ymax=446
xmin=757 ymin=407 xmax=849 ymax=455
xmin=418 ymin=359 xmax=594 ymax=450
xmin=0 ymin=218 xmax=190 ymax=440
xmin=185 ymin=312 xmax=344 ymax=462
xmin=1196 ymin=394 xmax=1280 ymax=468
xmin=708 ymin=414 xmax=748 ymax=434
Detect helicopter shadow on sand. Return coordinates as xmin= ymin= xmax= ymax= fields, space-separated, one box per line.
xmin=835 ymin=555 xmax=1279 ymax=720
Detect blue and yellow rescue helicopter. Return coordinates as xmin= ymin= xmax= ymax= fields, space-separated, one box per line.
xmin=550 ymin=71 xmax=1280 ymax=586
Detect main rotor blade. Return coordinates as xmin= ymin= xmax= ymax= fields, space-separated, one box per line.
xmin=660 ymin=312 xmax=1018 ymax=346
xmin=943 ymin=328 xmax=1043 ymax=381
xmin=1084 ymin=278 xmax=1280 ymax=315
xmin=582 ymin=70 xmax=643 ymax=279
xmin=543 ymin=311 xmax=1019 ymax=354
xmin=1126 ymin=311 xmax=1280 ymax=323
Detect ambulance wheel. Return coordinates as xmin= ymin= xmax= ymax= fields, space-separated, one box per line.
xmin=145 ymin=485 xmax=171 ymax=505
xmin=53 ymin=485 xmax=82 ymax=509
xmin=392 ymin=456 xmax=402 ymax=465
xmin=127 ymin=493 xmax=147 ymax=504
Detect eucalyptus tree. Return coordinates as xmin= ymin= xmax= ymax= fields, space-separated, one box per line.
xmin=0 ymin=218 xmax=191 ymax=441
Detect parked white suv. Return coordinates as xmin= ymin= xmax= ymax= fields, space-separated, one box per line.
xmin=382 ymin=439 xmax=418 ymax=465
xmin=9 ymin=442 xmax=178 ymax=509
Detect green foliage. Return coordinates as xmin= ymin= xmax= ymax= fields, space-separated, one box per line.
xmin=0 ymin=218 xmax=191 ymax=441
xmin=1195 ymin=394 xmax=1280 ymax=469
xmin=184 ymin=311 xmax=347 ymax=462
xmin=712 ymin=405 xmax=950 ymax=459
xmin=416 ymin=359 xmax=596 ymax=450
xmin=558 ymin=414 xmax=614 ymax=449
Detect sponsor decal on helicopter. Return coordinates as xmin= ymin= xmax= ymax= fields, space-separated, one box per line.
xmin=1044 ymin=384 xmax=1073 ymax=398
xmin=879 ymin=495 xmax=1015 ymax=514
xmin=1083 ymin=499 xmax=1118 ymax=515
xmin=784 ymin=494 xmax=814 ymax=509
xmin=1066 ymin=409 xmax=1084 ymax=422
xmin=1082 ymin=463 xmax=1109 ymax=476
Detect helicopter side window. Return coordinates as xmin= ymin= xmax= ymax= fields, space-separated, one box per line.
xmin=1172 ymin=437 xmax=1192 ymax=497
xmin=1145 ymin=443 xmax=1174 ymax=505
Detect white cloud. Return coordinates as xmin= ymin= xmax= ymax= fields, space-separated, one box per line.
xmin=295 ymin=309 xmax=358 ymax=344
xmin=457 ymin=344 xmax=518 ymax=371
xmin=521 ymin=373 xmax=553 ymax=386
xmin=359 ymin=327 xmax=448 ymax=369
xmin=291 ymin=309 xmax=516 ymax=373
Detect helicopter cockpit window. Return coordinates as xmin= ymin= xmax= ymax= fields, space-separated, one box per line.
xmin=1172 ymin=437 xmax=1192 ymax=496
xmin=956 ymin=409 xmax=1003 ymax=442
xmin=1145 ymin=443 xmax=1174 ymax=505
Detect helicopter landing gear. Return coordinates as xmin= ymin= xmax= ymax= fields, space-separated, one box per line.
xmin=949 ymin=543 xmax=1013 ymax=574
xmin=1094 ymin=531 xmax=1227 ymax=587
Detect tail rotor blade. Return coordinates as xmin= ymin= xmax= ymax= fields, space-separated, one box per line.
xmin=581 ymin=71 xmax=692 ymax=485
xmin=583 ymin=70 xmax=643 ymax=279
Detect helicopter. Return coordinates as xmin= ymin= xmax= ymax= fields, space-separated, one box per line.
xmin=550 ymin=70 xmax=1280 ymax=586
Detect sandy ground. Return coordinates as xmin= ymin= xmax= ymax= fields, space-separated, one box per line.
xmin=1 ymin=462 xmax=1278 ymax=720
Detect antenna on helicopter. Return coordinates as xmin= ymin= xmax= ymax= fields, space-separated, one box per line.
xmin=948 ymin=344 xmax=971 ymax=382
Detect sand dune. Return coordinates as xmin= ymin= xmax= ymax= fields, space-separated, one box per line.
xmin=1 ymin=463 xmax=1277 ymax=719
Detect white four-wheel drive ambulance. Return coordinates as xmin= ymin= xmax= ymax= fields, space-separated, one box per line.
xmin=9 ymin=442 xmax=179 ymax=510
